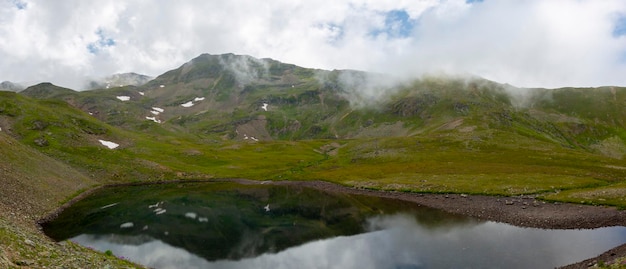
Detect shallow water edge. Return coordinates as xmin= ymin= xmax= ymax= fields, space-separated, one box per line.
xmin=38 ymin=178 xmax=626 ymax=268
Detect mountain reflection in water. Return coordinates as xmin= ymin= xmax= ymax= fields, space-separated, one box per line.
xmin=42 ymin=182 xmax=626 ymax=269
xmin=70 ymin=214 xmax=626 ymax=269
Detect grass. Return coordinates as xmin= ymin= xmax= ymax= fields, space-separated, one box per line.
xmin=0 ymin=218 xmax=139 ymax=268
xmin=254 ymin=135 xmax=626 ymax=205
xmin=5 ymin=88 xmax=626 ymax=208
xmin=5 ymin=69 xmax=626 ymax=268
xmin=544 ymin=181 xmax=626 ymax=208
xmin=6 ymin=59 xmax=626 ymax=267
xmin=9 ymin=89 xmax=626 ymax=205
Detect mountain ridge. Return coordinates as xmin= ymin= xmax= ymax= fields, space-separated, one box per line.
xmin=84 ymin=72 xmax=153 ymax=90
xmin=16 ymin=53 xmax=626 ymax=152
xmin=3 ymin=52 xmax=626 ymax=267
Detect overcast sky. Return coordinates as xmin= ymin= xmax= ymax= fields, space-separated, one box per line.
xmin=1 ymin=0 xmax=626 ymax=89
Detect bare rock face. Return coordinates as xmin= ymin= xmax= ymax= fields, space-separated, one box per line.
xmin=235 ymin=115 xmax=272 ymax=141
xmin=34 ymin=137 xmax=49 ymax=147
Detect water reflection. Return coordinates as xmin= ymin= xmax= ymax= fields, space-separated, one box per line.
xmin=44 ymin=182 xmax=468 ymax=261
xmin=42 ymin=182 xmax=626 ymax=268
xmin=71 ymin=214 xmax=626 ymax=269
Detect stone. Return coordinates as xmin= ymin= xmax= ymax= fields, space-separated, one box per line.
xmin=24 ymin=239 xmax=35 ymax=247
xmin=34 ymin=138 xmax=49 ymax=147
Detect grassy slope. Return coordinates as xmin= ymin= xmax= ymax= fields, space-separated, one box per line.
xmin=4 ymin=61 xmax=626 ymax=267
xmin=12 ymin=79 xmax=626 ymax=207
xmin=0 ymin=130 xmax=138 ymax=268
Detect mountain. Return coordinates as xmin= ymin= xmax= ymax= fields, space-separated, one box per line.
xmin=85 ymin=72 xmax=153 ymax=90
xmin=15 ymin=54 xmax=626 ymax=153
xmin=3 ymin=53 xmax=626 ymax=266
xmin=0 ymin=81 xmax=23 ymax=92
xmin=21 ymin=82 xmax=76 ymax=98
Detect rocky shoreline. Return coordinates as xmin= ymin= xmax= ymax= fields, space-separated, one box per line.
xmin=36 ymin=178 xmax=626 ymax=268
xmin=230 ymin=179 xmax=626 ymax=268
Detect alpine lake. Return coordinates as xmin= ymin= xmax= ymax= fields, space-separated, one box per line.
xmin=41 ymin=181 xmax=626 ymax=269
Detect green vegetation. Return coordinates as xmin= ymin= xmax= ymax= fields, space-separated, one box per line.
xmin=3 ymin=53 xmax=626 ymax=267
xmin=5 ymin=57 xmax=626 ymax=208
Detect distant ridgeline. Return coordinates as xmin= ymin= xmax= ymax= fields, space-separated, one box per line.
xmin=10 ymin=53 xmax=626 ymax=151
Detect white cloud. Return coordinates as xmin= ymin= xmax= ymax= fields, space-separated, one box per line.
xmin=0 ymin=0 xmax=626 ymax=89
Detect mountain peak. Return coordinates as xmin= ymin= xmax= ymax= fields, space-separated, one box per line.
xmin=149 ymin=53 xmax=281 ymax=87
xmin=21 ymin=82 xmax=76 ymax=99
xmin=0 ymin=81 xmax=24 ymax=92
xmin=85 ymin=72 xmax=153 ymax=90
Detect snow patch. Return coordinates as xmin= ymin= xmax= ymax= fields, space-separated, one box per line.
xmin=100 ymin=203 xmax=119 ymax=209
xmin=181 ymin=101 xmax=194 ymax=108
xmin=264 ymin=204 xmax=270 ymax=212
xmin=185 ymin=212 xmax=197 ymax=219
xmin=198 ymin=217 xmax=208 ymax=223
xmin=139 ymin=92 xmax=145 ymax=96
xmin=181 ymin=97 xmax=205 ymax=108
xmin=98 ymin=140 xmax=119 ymax=149
xmin=120 ymin=222 xmax=134 ymax=229
xmin=242 ymin=134 xmax=259 ymax=141
xmin=148 ymin=202 xmax=162 ymax=209
xmin=261 ymin=103 xmax=268 ymax=111
xmin=146 ymin=116 xmax=161 ymax=123
xmin=150 ymin=107 xmax=164 ymax=116
xmin=116 ymin=96 xmax=130 ymax=101
xmin=154 ymin=208 xmax=166 ymax=215
xmin=160 ymin=85 xmax=165 ymax=88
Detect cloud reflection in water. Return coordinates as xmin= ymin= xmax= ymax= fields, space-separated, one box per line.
xmin=72 ymin=214 xmax=626 ymax=269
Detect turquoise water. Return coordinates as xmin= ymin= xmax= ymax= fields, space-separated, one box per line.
xmin=42 ymin=182 xmax=626 ymax=269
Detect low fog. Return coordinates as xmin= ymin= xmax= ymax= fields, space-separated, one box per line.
xmin=1 ymin=1 xmax=626 ymax=90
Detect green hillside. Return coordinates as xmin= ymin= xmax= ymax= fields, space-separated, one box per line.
xmin=0 ymin=117 xmax=137 ymax=267
xmin=2 ymin=53 xmax=626 ymax=267
xmin=7 ymin=54 xmax=626 ymax=207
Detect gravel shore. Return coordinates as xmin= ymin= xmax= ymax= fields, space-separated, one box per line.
xmin=232 ymin=179 xmax=626 ymax=268
xmin=34 ymin=178 xmax=626 ymax=268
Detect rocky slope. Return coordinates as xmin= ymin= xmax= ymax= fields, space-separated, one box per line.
xmin=0 ymin=131 xmax=140 ymax=268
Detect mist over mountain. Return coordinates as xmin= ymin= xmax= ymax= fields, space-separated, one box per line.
xmin=3 ymin=52 xmax=626 ymax=267
xmin=11 ymin=53 xmax=626 ymax=159
xmin=84 ymin=72 xmax=153 ymax=90
xmin=0 ymin=81 xmax=24 ymax=92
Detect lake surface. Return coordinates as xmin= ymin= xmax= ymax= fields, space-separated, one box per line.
xmin=42 ymin=182 xmax=626 ymax=269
